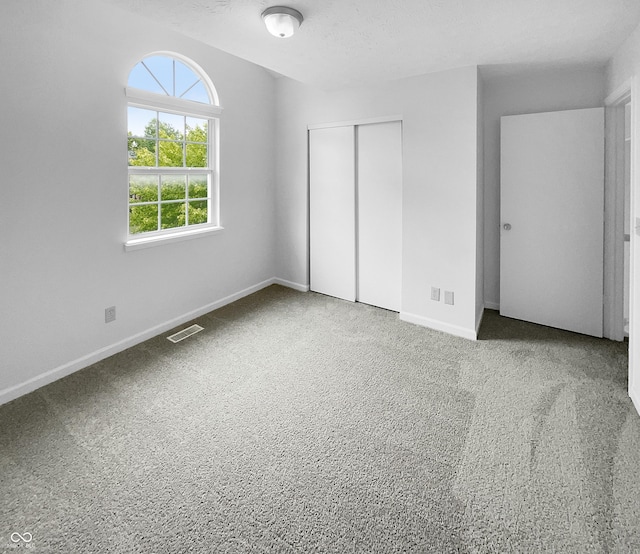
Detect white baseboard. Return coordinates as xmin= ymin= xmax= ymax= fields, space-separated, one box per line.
xmin=484 ymin=301 xmax=499 ymax=311
xmin=0 ymin=278 xmax=284 ymax=407
xmin=399 ymin=311 xmax=478 ymax=341
xmin=631 ymin=385 xmax=640 ymax=418
xmin=272 ymin=278 xmax=309 ymax=292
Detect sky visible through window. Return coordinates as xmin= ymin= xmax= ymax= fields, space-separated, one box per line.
xmin=128 ymin=56 xmax=210 ymax=104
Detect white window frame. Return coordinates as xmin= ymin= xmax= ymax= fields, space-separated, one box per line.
xmin=124 ymin=56 xmax=223 ymax=251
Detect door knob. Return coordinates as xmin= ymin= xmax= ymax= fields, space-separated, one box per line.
xmin=503 ymin=223 xmax=512 ymax=231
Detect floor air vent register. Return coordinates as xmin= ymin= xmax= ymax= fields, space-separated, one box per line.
xmin=167 ymin=324 xmax=204 ymax=343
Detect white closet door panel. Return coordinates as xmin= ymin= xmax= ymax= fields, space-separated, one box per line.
xmin=309 ymin=126 xmax=356 ymax=301
xmin=357 ymin=121 xmax=403 ymax=312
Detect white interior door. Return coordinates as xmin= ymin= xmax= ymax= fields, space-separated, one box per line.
xmin=309 ymin=126 xmax=356 ymax=301
xmin=357 ymin=121 xmax=403 ymax=312
xmin=500 ymin=108 xmax=604 ymax=337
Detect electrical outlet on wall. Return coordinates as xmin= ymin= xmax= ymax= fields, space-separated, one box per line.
xmin=431 ymin=287 xmax=440 ymax=301
xmin=444 ymin=291 xmax=454 ymax=305
xmin=105 ymin=306 xmax=116 ymax=323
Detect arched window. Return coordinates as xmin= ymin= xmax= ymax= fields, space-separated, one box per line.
xmin=125 ymin=53 xmax=222 ymax=248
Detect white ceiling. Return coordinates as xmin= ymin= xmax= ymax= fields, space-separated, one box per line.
xmin=101 ymin=0 xmax=640 ymax=89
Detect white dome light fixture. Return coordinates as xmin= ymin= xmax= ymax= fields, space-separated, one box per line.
xmin=262 ymin=6 xmax=303 ymax=38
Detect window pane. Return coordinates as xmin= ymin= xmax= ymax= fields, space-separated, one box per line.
xmin=186 ymin=143 xmax=207 ymax=167
xmin=175 ymin=61 xmax=206 ymax=100
xmin=129 ymin=204 xmax=158 ymax=234
xmin=141 ymin=56 xmax=174 ymax=95
xmin=161 ymin=175 xmax=186 ymax=201
xmin=188 ymin=175 xmax=208 ymax=199
xmin=158 ymin=111 xmax=184 ymax=140
xmin=129 ymin=175 xmax=158 ymax=203
xmin=161 ymin=202 xmax=186 ymax=230
xmin=128 ymin=107 xmax=157 ymax=138
xmin=128 ymin=137 xmax=157 ymax=167
xmin=188 ymin=200 xmax=208 ymax=225
xmin=158 ymin=141 xmax=184 ymax=167
xmin=128 ymin=62 xmax=165 ymax=95
xmin=128 ymin=56 xmax=213 ymax=104
xmin=181 ymin=81 xmax=210 ymax=104
xmin=186 ymin=118 xmax=207 ymax=142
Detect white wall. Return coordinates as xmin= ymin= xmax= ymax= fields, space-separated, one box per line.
xmin=275 ymin=67 xmax=482 ymax=339
xmin=481 ymin=66 xmax=606 ymax=309
xmin=0 ymin=0 xmax=277 ymax=403
xmin=606 ymin=20 xmax=640 ymax=414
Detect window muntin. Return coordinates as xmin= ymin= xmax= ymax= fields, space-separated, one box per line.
xmin=126 ymin=54 xmax=220 ymax=240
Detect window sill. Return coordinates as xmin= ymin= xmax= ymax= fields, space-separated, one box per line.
xmin=124 ymin=226 xmax=224 ymax=251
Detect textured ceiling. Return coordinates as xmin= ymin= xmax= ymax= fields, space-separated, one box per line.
xmin=100 ymin=0 xmax=640 ymax=89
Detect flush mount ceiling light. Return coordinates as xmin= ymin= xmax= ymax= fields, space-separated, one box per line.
xmin=262 ymin=6 xmax=303 ymax=38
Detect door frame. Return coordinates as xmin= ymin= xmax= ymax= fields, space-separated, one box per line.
xmin=604 ymin=81 xmax=631 ymax=341
xmin=605 ymin=78 xmax=640 ymax=416
xmin=307 ymin=114 xmax=403 ymax=131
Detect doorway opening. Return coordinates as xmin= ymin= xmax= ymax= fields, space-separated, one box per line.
xmin=604 ymin=81 xmax=638 ymax=416
xmin=623 ymin=100 xmax=632 ymax=338
xmin=604 ymin=87 xmax=631 ymax=342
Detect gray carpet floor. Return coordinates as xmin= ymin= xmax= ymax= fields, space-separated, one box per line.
xmin=1 ymin=285 xmax=639 ymax=553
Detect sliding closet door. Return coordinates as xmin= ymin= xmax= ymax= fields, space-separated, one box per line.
xmin=309 ymin=126 xmax=356 ymax=301
xmin=357 ymin=121 xmax=403 ymax=312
